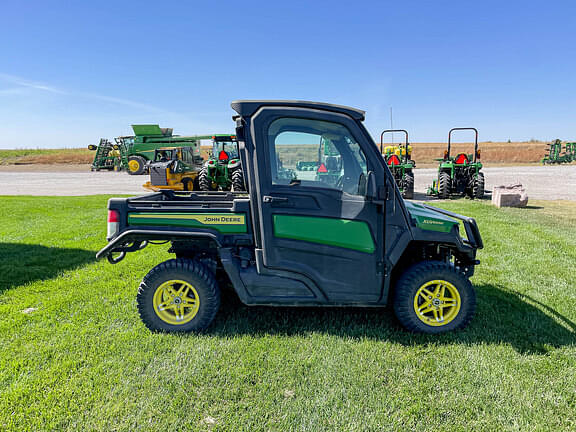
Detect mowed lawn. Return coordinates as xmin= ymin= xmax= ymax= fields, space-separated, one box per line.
xmin=1 ymin=196 xmax=575 ymax=431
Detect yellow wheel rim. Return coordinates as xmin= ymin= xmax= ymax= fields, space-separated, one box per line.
xmin=128 ymin=160 xmax=140 ymax=172
xmin=152 ymin=280 xmax=200 ymax=325
xmin=413 ymin=280 xmax=461 ymax=327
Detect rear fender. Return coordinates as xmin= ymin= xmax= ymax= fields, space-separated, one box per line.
xmin=228 ymin=160 xmax=241 ymax=169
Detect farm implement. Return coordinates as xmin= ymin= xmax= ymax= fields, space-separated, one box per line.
xmin=380 ymin=129 xmax=415 ymax=199
xmin=427 ymin=128 xmax=484 ymax=199
xmin=88 ymin=139 xmax=121 ymax=171
xmin=541 ymin=139 xmax=576 ymax=164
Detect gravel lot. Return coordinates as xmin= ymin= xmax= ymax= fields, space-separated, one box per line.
xmin=0 ymin=164 xmax=575 ymax=200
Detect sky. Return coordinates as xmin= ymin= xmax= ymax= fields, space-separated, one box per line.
xmin=1 ymin=0 xmax=575 ymax=148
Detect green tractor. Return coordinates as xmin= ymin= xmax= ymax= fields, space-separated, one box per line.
xmin=427 ymin=128 xmax=484 ymax=199
xmin=380 ymin=129 xmax=415 ymax=199
xmin=198 ymin=135 xmax=247 ymax=191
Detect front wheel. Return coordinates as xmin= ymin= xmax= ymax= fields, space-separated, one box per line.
xmin=137 ymin=259 xmax=220 ymax=333
xmin=127 ymin=156 xmax=147 ymax=175
xmin=392 ymin=261 xmax=476 ymax=333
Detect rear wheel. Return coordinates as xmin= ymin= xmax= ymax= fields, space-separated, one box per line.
xmin=198 ymin=167 xmax=215 ymax=191
xmin=393 ymin=261 xmax=476 ymax=333
xmin=127 ymin=156 xmax=146 ymax=175
xmin=401 ymin=171 xmax=414 ymax=199
xmin=473 ymin=172 xmax=485 ymax=199
xmin=231 ymin=169 xmax=246 ymax=192
xmin=137 ymin=259 xmax=220 ymax=333
xmin=438 ymin=171 xmax=451 ymax=198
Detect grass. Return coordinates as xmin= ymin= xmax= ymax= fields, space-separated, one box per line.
xmin=1 ymin=196 xmax=575 ymax=431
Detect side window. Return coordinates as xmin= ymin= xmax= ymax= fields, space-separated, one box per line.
xmin=268 ymin=117 xmax=368 ymax=195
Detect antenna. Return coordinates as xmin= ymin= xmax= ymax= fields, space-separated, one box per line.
xmin=389 ymin=107 xmax=394 ymax=143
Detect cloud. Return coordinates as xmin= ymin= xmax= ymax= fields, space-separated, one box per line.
xmin=0 ymin=72 xmax=163 ymax=112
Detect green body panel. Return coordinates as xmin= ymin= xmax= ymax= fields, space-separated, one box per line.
xmin=273 ymin=215 xmax=375 ymax=253
xmin=127 ymin=212 xmax=247 ymax=234
xmin=131 ymin=124 xmax=165 ymax=136
xmin=404 ymin=202 xmax=459 ymax=233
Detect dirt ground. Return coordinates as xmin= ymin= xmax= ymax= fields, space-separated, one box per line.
xmin=0 ymin=164 xmax=574 ymax=200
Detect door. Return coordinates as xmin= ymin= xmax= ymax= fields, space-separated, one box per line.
xmin=249 ymin=108 xmax=385 ymax=302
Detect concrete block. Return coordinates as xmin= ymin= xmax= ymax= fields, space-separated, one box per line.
xmin=492 ymin=183 xmax=528 ymax=208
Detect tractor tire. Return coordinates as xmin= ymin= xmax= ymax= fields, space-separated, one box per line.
xmin=198 ymin=167 xmax=215 ymax=191
xmin=137 ymin=258 xmax=220 ymax=333
xmin=473 ymin=172 xmax=485 ymax=199
xmin=392 ymin=261 xmax=476 ymax=334
xmin=127 ymin=156 xmax=146 ymax=175
xmin=181 ymin=177 xmax=193 ymax=191
xmin=402 ymin=171 xmax=414 ymax=199
xmin=437 ymin=171 xmax=451 ymax=199
xmin=231 ymin=169 xmax=247 ymax=192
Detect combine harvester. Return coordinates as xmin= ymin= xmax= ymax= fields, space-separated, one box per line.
xmin=427 ymin=128 xmax=484 ymax=199
xmin=380 ymin=129 xmax=415 ymax=199
xmin=89 ymin=125 xmax=209 ymax=175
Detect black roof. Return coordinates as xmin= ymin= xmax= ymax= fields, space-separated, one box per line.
xmin=231 ymin=100 xmax=365 ymax=121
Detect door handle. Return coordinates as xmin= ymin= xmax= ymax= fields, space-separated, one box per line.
xmin=263 ymin=196 xmax=289 ymax=204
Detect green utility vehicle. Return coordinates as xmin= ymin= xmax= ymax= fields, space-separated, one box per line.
xmin=97 ymin=100 xmax=483 ymax=335
xmin=198 ymin=135 xmax=246 ymax=191
xmin=380 ymin=129 xmax=415 ymax=199
xmin=427 ymin=128 xmax=484 ymax=199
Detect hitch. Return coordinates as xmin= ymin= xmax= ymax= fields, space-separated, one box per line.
xmin=107 ymin=252 xmax=126 ymax=264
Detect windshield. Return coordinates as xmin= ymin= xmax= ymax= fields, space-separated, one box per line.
xmin=212 ymin=141 xmax=239 ymax=159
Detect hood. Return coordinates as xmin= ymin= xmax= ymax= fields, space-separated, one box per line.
xmin=404 ymin=201 xmax=460 ymax=233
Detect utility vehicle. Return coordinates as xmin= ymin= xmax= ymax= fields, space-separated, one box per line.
xmin=427 ymin=128 xmax=484 ymax=199
xmin=97 ymin=100 xmax=483 ymax=334
xmin=198 ymin=135 xmax=246 ymax=191
xmin=142 ymin=147 xmax=203 ymax=192
xmin=380 ymin=129 xmax=415 ymax=199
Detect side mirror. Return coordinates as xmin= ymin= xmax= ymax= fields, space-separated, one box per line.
xmin=235 ymin=117 xmax=245 ymax=141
